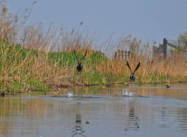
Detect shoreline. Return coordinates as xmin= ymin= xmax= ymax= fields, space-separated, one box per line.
xmin=1 ymin=80 xmax=187 ymax=96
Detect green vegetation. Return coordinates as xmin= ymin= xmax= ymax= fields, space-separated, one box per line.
xmin=0 ymin=2 xmax=187 ymax=95
xmin=1 ymin=37 xmax=187 ymax=95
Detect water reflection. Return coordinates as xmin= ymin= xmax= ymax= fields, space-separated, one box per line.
xmin=0 ymin=85 xmax=187 ymax=137
xmin=72 ymin=113 xmax=86 ymax=137
xmin=177 ymin=108 xmax=187 ymax=131
xmin=71 ymin=101 xmax=87 ymax=137
xmin=159 ymin=107 xmax=167 ymax=128
xmin=124 ymin=99 xmax=140 ymax=132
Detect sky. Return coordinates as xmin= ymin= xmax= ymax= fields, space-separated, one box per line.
xmin=6 ymin=0 xmax=187 ymax=45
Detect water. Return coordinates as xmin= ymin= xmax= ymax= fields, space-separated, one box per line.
xmin=0 ymin=84 xmax=187 ymax=137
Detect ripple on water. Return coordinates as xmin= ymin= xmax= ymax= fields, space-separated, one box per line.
xmin=1 ymin=86 xmax=187 ymax=137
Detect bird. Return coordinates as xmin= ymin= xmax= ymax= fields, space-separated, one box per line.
xmin=76 ymin=63 xmax=83 ymax=72
xmin=126 ymin=61 xmax=141 ymax=81
xmin=73 ymin=50 xmax=87 ymax=72
xmin=0 ymin=92 xmax=5 ymax=97
xmin=165 ymin=85 xmax=170 ymax=88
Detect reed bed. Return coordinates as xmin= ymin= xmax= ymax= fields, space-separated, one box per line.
xmin=0 ymin=2 xmax=187 ymax=94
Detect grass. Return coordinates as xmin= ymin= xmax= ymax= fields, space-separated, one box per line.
xmin=1 ymin=39 xmax=187 ymax=95
xmin=0 ymin=2 xmax=187 ymax=95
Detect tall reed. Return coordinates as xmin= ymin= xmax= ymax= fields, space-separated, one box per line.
xmin=0 ymin=2 xmax=187 ymax=94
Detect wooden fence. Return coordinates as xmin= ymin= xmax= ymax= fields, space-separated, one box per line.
xmin=113 ymin=50 xmax=131 ymax=60
xmin=153 ymin=38 xmax=167 ymax=59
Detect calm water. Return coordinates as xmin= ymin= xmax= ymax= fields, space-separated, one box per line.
xmin=0 ymin=84 xmax=187 ymax=137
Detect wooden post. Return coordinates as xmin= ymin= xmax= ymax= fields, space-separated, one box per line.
xmin=124 ymin=51 xmax=127 ymax=60
xmin=117 ymin=50 xmax=120 ymax=60
xmin=114 ymin=52 xmax=117 ymax=60
xmin=163 ymin=38 xmax=167 ymax=59
xmin=121 ymin=50 xmax=124 ymax=60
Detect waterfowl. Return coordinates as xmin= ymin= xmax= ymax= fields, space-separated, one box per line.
xmin=76 ymin=63 xmax=83 ymax=72
xmin=126 ymin=61 xmax=141 ymax=81
xmin=165 ymin=85 xmax=170 ymax=88
xmin=74 ymin=50 xmax=87 ymax=72
xmin=0 ymin=92 xmax=5 ymax=97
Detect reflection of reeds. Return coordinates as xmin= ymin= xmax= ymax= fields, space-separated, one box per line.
xmin=0 ymin=97 xmax=53 ymax=136
xmin=0 ymin=3 xmax=187 ymax=94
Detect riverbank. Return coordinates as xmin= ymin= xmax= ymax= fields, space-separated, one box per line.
xmin=1 ymin=39 xmax=187 ymax=96
xmin=0 ymin=2 xmax=187 ymax=96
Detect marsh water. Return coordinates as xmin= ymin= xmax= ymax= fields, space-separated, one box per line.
xmin=1 ymin=84 xmax=187 ymax=137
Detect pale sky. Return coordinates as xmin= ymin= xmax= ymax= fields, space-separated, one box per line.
xmin=7 ymin=0 xmax=187 ymax=45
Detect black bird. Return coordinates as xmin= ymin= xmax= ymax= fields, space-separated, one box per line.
xmin=165 ymin=85 xmax=170 ymax=88
xmin=76 ymin=63 xmax=83 ymax=72
xmin=74 ymin=50 xmax=87 ymax=72
xmin=0 ymin=92 xmax=5 ymax=97
xmin=126 ymin=61 xmax=141 ymax=81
